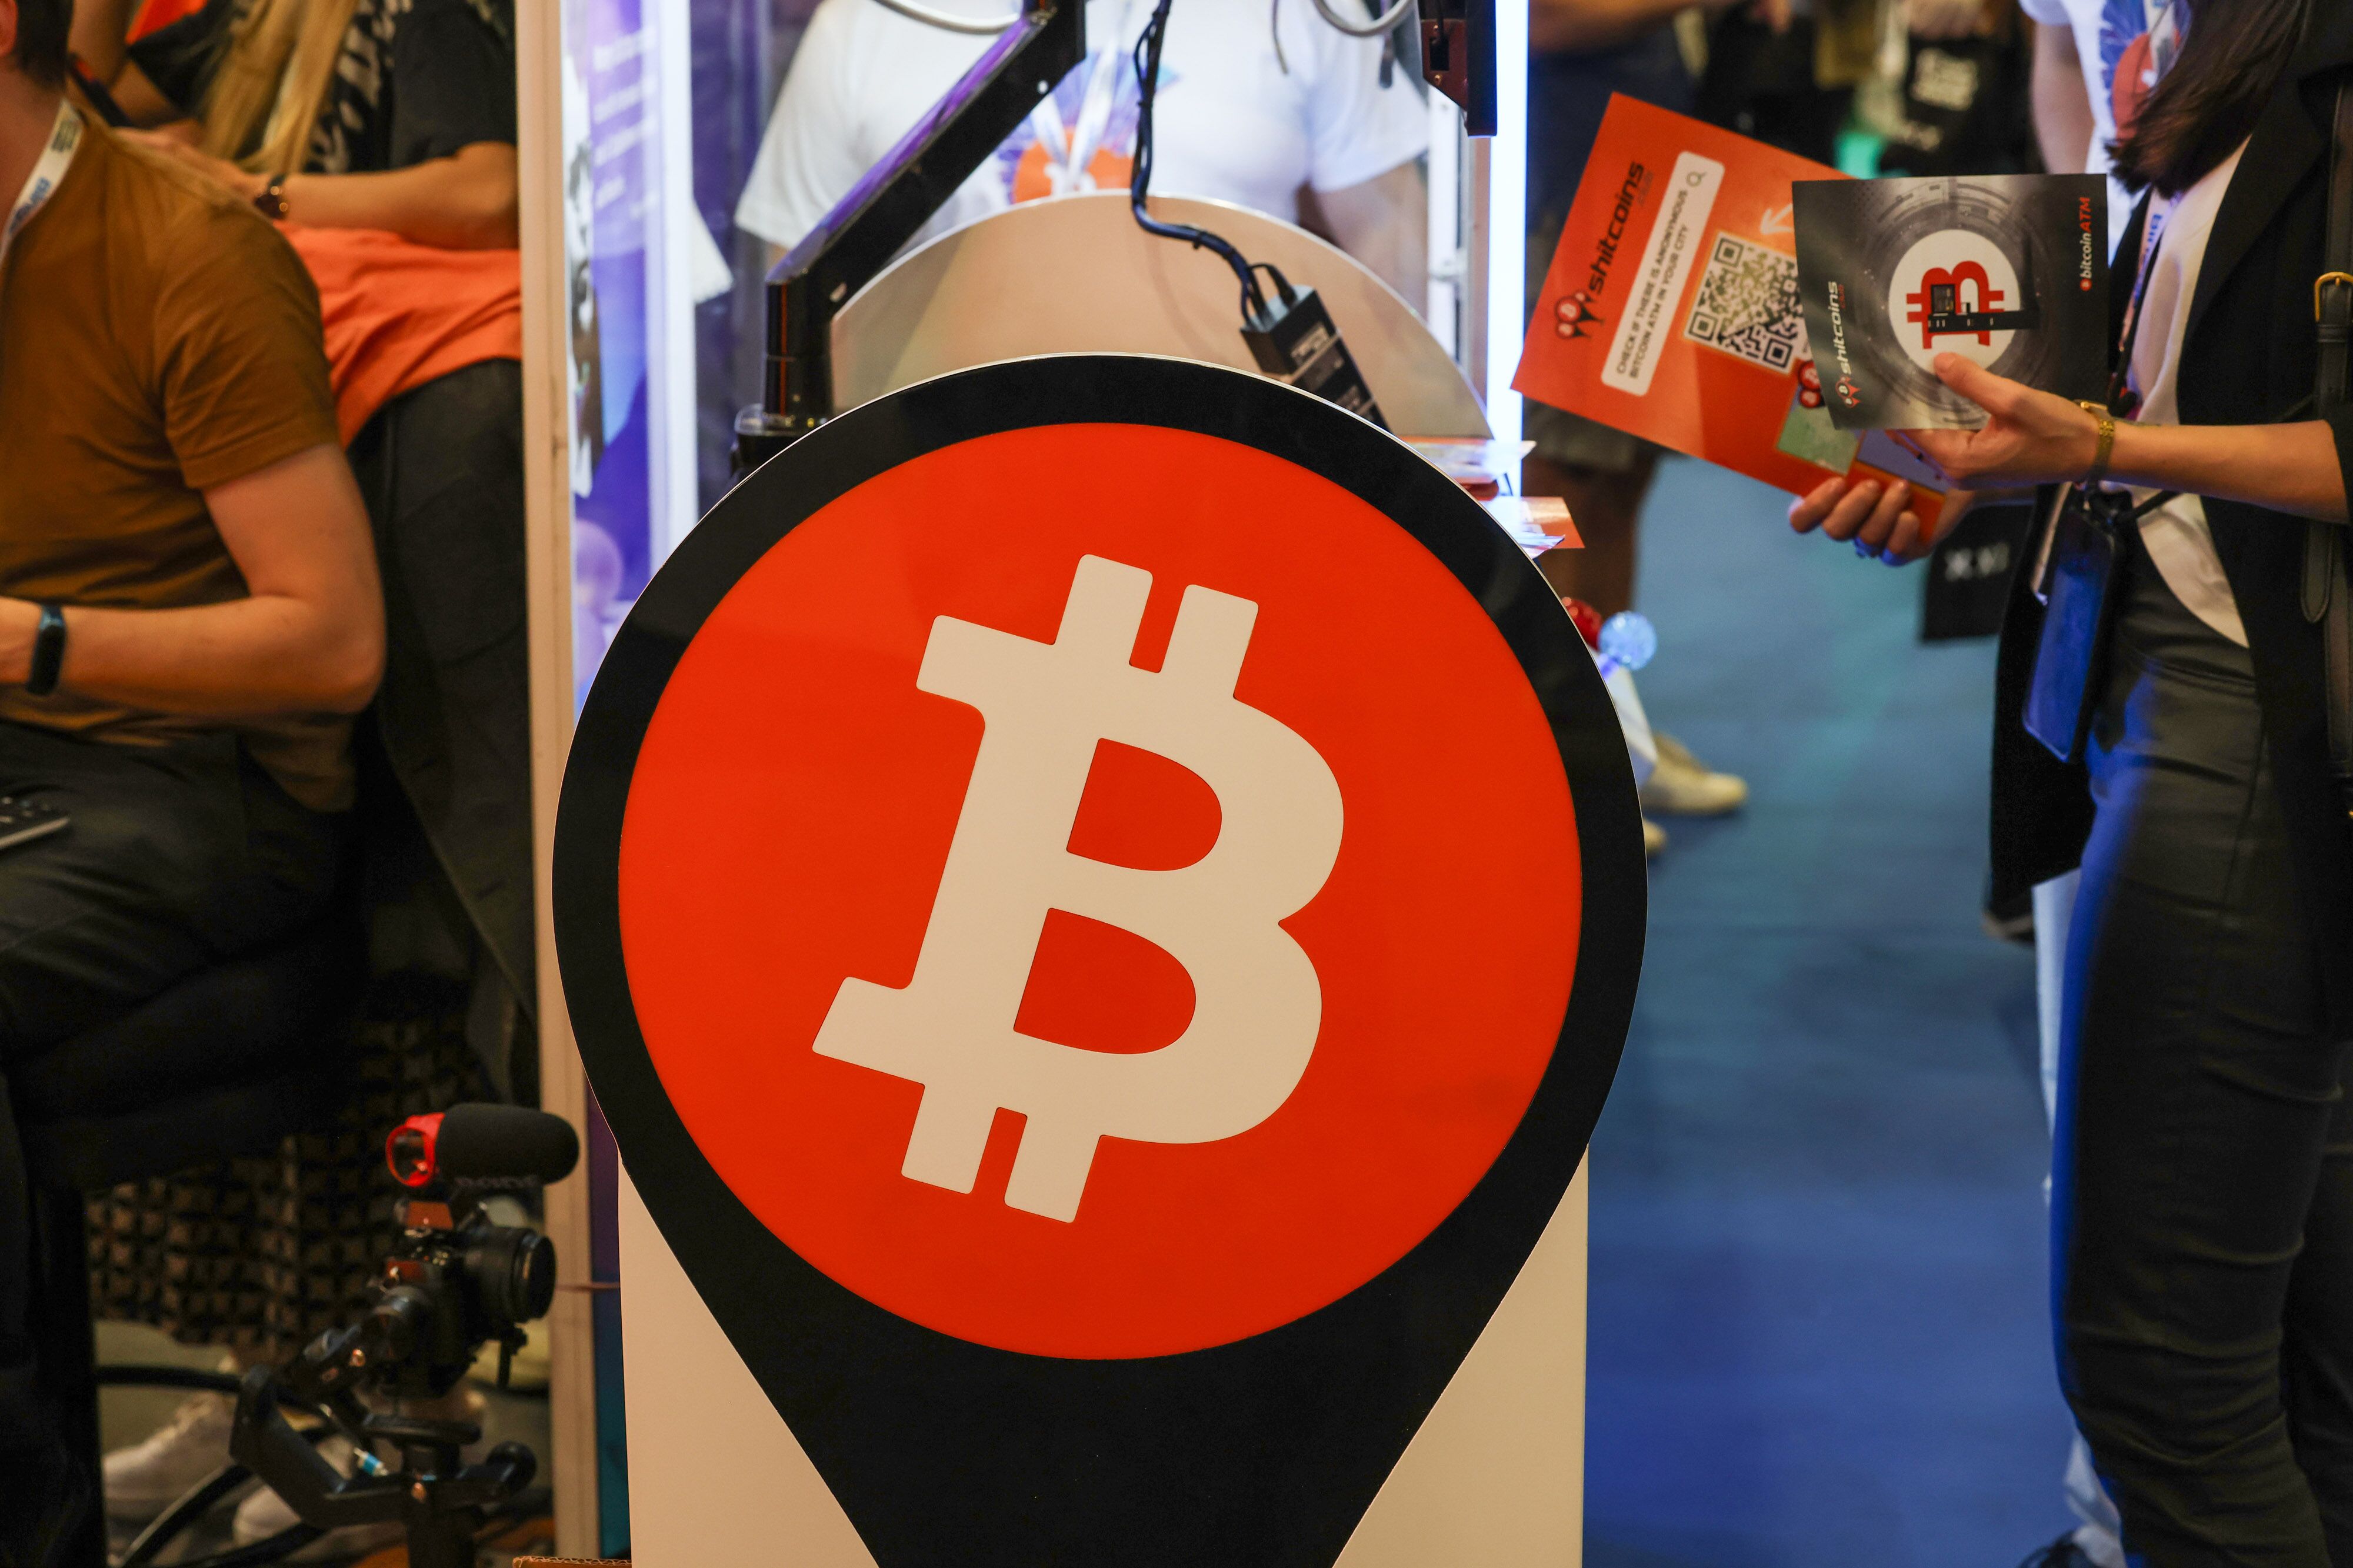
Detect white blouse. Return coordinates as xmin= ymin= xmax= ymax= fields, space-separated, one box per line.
xmin=2125 ymin=139 xmax=2251 ymax=648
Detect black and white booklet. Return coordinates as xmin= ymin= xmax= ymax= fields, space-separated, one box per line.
xmin=1792 ymin=174 xmax=2108 ymax=430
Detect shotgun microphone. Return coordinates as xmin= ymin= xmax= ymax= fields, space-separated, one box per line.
xmin=388 ymin=1105 xmax=582 ymax=1188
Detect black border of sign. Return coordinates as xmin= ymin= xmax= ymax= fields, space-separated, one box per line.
xmin=555 ymin=354 xmax=1646 ymax=1568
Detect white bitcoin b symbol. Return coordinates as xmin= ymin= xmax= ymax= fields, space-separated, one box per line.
xmin=812 ymin=555 xmax=1344 ymax=1222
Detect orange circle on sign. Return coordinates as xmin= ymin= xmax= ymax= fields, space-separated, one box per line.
xmin=617 ymin=423 xmax=1581 ymax=1359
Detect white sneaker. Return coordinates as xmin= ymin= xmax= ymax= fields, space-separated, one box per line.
xmin=102 ymin=1391 xmax=234 ymax=1522
xmin=1639 ymin=732 xmax=1748 ymax=817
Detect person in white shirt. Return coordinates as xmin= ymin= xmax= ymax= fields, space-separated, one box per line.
xmin=2021 ymin=0 xmax=2184 ymax=255
xmin=733 ymin=0 xmax=1430 ymax=300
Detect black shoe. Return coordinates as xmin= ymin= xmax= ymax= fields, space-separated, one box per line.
xmin=2015 ymin=1534 xmax=2097 ymax=1568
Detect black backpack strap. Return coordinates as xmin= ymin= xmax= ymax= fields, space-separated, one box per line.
xmin=2314 ymin=81 xmax=2353 ymax=816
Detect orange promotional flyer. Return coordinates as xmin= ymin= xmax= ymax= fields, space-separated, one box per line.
xmin=1515 ymin=97 xmax=1947 ymax=533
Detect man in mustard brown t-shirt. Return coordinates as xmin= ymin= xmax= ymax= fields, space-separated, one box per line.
xmin=0 ymin=0 xmax=382 ymax=1551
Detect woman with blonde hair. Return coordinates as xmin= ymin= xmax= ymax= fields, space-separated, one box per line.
xmin=73 ymin=0 xmax=515 ymax=245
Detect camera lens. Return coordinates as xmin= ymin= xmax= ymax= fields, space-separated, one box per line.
xmin=464 ymin=1226 xmax=558 ymax=1330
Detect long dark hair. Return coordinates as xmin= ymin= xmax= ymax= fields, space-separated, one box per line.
xmin=2111 ymin=0 xmax=2311 ymax=195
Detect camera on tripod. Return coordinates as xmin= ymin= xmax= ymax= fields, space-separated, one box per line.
xmin=362 ymin=1107 xmax=571 ymax=1396
xmin=220 ymin=1105 xmax=581 ymax=1568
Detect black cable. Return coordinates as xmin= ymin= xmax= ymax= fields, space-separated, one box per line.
xmin=1251 ymin=261 xmax=1296 ymax=306
xmin=1129 ymin=0 xmax=1270 ymax=322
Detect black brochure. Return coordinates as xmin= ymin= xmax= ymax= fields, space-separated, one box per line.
xmin=1792 ymin=174 xmax=2108 ymax=429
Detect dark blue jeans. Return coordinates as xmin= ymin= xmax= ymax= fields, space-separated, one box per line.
xmin=2055 ymin=532 xmax=2353 ymax=1567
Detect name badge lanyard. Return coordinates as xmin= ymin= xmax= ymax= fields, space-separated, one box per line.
xmin=1 ymin=99 xmax=85 ymax=280
xmin=2029 ymin=206 xmax=2170 ymax=596
xmin=2109 ymin=206 xmax=2169 ymax=419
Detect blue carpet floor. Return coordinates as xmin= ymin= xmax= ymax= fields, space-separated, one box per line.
xmin=1583 ymin=459 xmax=2074 ymax=1568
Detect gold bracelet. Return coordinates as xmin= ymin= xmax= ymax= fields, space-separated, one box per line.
xmin=2075 ymin=399 xmax=2116 ymax=489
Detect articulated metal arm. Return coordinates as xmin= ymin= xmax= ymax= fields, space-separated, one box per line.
xmin=736 ymin=0 xmax=1088 ymax=471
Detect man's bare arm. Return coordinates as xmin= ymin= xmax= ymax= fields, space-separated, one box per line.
xmin=1313 ymin=161 xmax=1428 ymax=306
xmin=2032 ymin=21 xmax=2094 ymax=176
xmin=0 ymin=445 xmax=385 ymax=716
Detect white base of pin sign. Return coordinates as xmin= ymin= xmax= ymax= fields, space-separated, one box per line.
xmin=616 ymin=1166 xmax=878 ymax=1567
xmin=616 ymin=1161 xmax=1588 ymax=1567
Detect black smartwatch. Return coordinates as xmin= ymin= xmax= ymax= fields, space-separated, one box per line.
xmin=26 ymin=603 xmax=66 ymax=697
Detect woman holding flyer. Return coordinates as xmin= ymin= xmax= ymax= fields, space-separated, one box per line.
xmin=1791 ymin=2 xmax=2353 ymax=1562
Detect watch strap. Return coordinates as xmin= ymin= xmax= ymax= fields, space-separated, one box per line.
xmin=26 ymin=603 xmax=66 ymax=696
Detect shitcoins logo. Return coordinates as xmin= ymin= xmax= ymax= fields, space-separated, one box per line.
xmin=1555 ymin=289 xmax=1605 ymax=341
xmin=814 ymin=555 xmax=1343 ymax=1222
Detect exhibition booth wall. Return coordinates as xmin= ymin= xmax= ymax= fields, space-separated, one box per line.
xmin=508 ymin=0 xmax=1549 ymax=1554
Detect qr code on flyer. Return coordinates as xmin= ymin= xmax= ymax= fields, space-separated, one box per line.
xmin=1684 ymin=233 xmax=1803 ymax=373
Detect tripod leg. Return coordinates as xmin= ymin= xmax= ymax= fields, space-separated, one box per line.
xmin=401 ymin=1503 xmax=486 ymax=1568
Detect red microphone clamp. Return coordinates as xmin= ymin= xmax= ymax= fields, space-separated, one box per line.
xmin=386 ymin=1113 xmax=446 ymax=1189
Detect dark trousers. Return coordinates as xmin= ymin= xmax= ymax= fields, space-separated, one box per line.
xmin=2055 ymin=536 xmax=2353 ymax=1566
xmin=0 ymin=722 xmax=339 ymax=1524
xmin=349 ymin=360 xmax=535 ymax=1093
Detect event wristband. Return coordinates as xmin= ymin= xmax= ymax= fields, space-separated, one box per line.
xmin=26 ymin=604 xmax=65 ymax=697
xmin=2076 ymin=401 xmax=2117 ymax=491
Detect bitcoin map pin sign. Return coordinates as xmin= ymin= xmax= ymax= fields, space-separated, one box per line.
xmin=555 ymin=355 xmax=1644 ymax=1565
